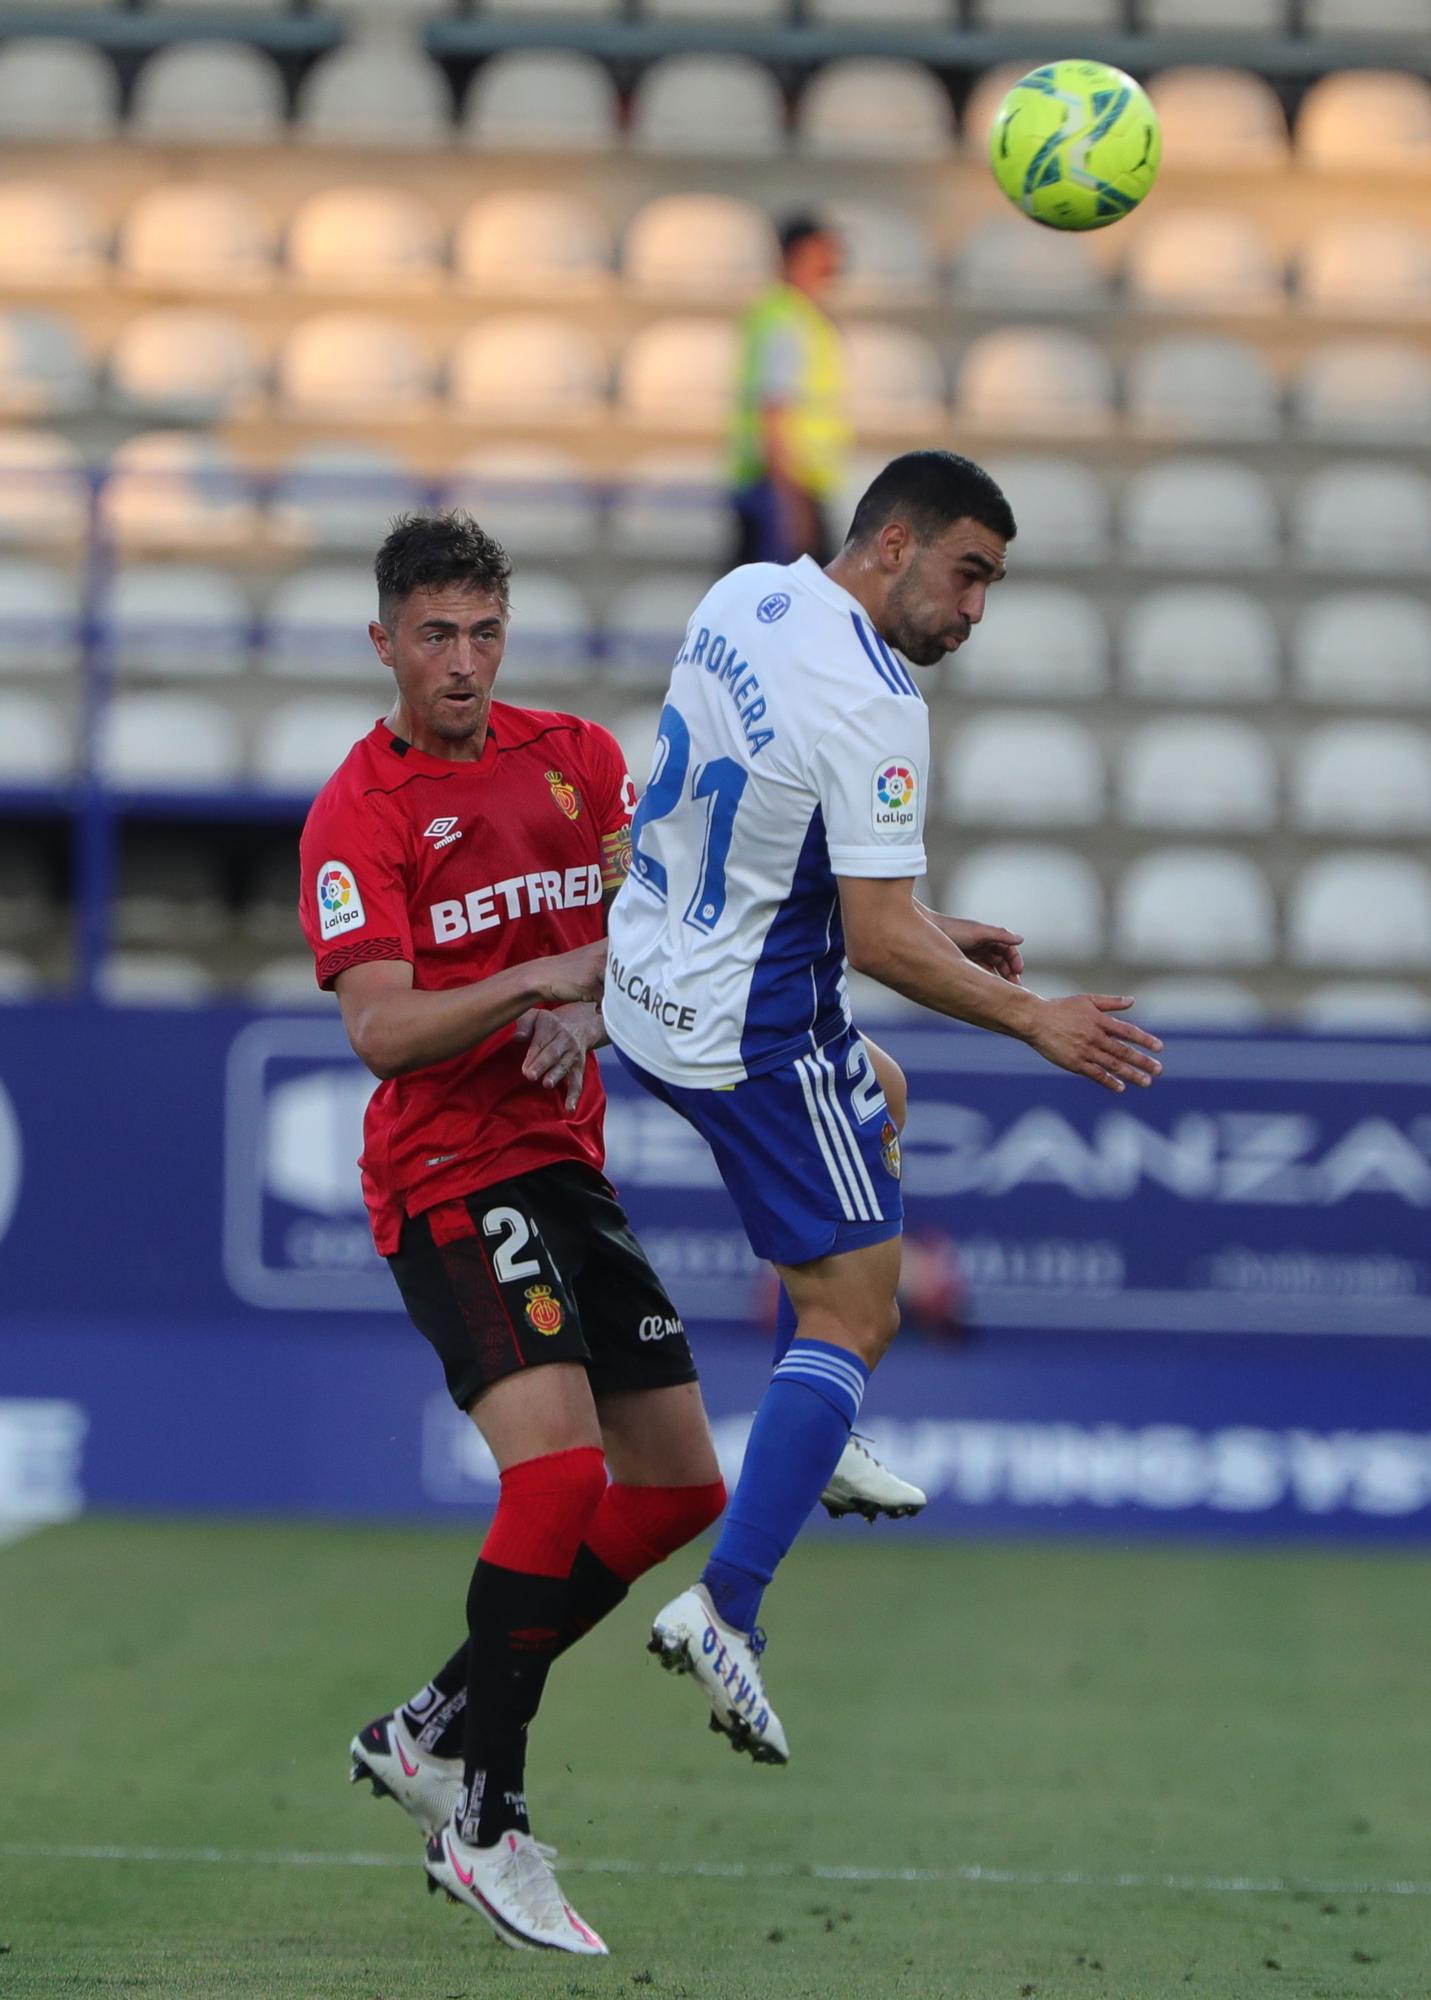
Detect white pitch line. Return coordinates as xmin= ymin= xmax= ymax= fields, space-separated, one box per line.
xmin=1 ymin=1843 xmax=1428 ymax=1900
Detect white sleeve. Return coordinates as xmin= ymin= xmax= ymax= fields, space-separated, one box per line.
xmin=808 ymin=696 xmax=930 ymax=879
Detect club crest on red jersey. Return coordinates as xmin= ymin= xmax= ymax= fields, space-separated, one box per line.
xmin=545 ymin=769 xmax=581 ymax=821
xmin=524 ymin=1283 xmax=564 ymax=1335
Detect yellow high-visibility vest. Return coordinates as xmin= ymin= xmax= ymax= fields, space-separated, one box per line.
xmin=729 ymin=283 xmax=851 ymax=501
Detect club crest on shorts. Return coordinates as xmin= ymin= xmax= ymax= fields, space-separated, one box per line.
xmin=880 ymin=1119 xmax=902 ymax=1180
xmin=545 ymin=769 xmax=581 ymax=821
xmin=524 ymin=1283 xmax=564 ymax=1335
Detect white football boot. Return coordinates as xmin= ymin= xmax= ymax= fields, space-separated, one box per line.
xmin=349 ymin=1711 xmax=462 ymax=1836
xmin=821 ymin=1435 xmax=927 ymax=1522
xmin=424 ymin=1822 xmax=608 ymax=1955
xmin=648 ymin=1582 xmax=789 ymax=1765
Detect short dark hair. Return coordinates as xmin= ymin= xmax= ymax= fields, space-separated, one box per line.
xmin=374 ymin=509 xmax=512 ymax=626
xmin=845 ymin=450 xmax=1017 ymax=550
xmin=778 ymin=211 xmax=837 ymax=259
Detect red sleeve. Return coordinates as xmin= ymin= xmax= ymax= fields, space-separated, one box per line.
xmin=298 ymin=786 xmax=414 ymax=990
xmin=581 ymin=722 xmax=636 ymax=896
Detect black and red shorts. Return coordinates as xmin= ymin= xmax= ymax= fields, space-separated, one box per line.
xmin=386 ymin=1160 xmax=698 ymax=1411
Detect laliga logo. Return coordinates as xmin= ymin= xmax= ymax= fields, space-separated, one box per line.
xmin=0 ymin=1078 xmax=19 ymax=1247
xmin=319 ymin=867 xmax=352 ymax=913
xmin=877 ymin=764 xmax=916 ymax=811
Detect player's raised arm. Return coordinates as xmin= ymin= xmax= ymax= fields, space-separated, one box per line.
xmin=838 ymin=873 xmax=1162 ymax=1096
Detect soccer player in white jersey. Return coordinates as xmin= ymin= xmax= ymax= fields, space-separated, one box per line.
xmin=602 ymin=451 xmax=1164 ymax=1764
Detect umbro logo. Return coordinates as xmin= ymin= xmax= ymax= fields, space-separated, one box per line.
xmin=422 ymin=816 xmax=463 ymax=850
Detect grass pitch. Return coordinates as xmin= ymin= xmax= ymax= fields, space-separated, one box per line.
xmin=1 ymin=1516 xmax=1428 ymax=1999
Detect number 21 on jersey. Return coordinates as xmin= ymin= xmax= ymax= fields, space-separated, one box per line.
xmin=628 ymin=703 xmax=748 ymax=934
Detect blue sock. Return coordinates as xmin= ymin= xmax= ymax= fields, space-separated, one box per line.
xmin=702 ymin=1338 xmax=870 ymax=1635
xmin=771 ymin=1286 xmax=797 ymax=1367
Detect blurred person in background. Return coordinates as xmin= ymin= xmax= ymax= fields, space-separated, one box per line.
xmin=729 ymin=213 xmax=852 ymax=568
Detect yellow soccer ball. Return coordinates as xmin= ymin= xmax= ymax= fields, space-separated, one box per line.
xmin=988 ymin=60 xmax=1161 ymax=231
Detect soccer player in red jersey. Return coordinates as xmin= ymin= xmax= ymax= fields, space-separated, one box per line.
xmin=298 ymin=514 xmax=727 ymax=1955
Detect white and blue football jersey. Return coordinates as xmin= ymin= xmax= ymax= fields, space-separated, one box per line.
xmin=604 ymin=555 xmax=929 ymax=1088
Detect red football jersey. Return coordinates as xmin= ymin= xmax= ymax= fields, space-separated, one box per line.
xmin=298 ymin=706 xmax=635 ymax=1254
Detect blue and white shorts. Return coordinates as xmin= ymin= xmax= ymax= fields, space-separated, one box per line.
xmin=614 ymin=1025 xmax=903 ymax=1268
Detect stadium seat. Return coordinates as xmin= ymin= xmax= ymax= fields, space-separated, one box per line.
xmin=1133 ymin=977 xmax=1267 ymax=1028
xmin=0 ymin=312 xmax=92 ymax=419
xmin=1297 ymin=70 xmax=1431 ymax=174
xmin=844 ymin=325 xmax=946 ymax=437
xmin=982 ymin=457 xmax=1111 ymax=568
xmin=450 ymin=318 xmax=606 ymax=427
xmin=296 ymin=43 xmax=451 ymax=148
xmin=1123 ymin=589 xmax=1280 ymax=704
xmin=617 ymin=319 xmax=737 ymax=435
xmin=0 ymin=38 xmax=116 ymax=141
xmin=1142 ymin=0 xmax=1284 ymax=24
xmin=119 ymin=185 xmax=275 ymax=292
xmin=808 ymin=0 xmax=949 ymax=20
xmin=1146 ymin=67 xmax=1289 ymax=173
xmin=269 ymin=444 xmax=423 ymax=555
xmin=129 ymin=43 xmax=286 ymax=144
xmin=1292 ymin=593 xmax=1431 ymax=707
xmin=1292 ymin=464 xmax=1431 ymax=575
xmin=1298 ymin=982 xmax=1431 ymax=1033
xmin=1306 ymin=0 xmax=1429 ymax=31
xmin=0 ymin=692 xmax=69 ymax=783
xmin=1292 ymin=723 xmax=1431 ymax=834
xmin=1116 ymin=850 xmax=1277 ymax=968
xmin=943 ymin=846 xmax=1105 ymax=963
xmin=631 ymin=57 xmax=785 ymax=157
xmin=952 ymin=221 xmax=1106 ymax=310
xmin=950 ymin=584 xmax=1109 ymax=701
xmin=943 ymin=714 xmax=1104 ymax=828
xmin=0 ymin=561 xmax=81 ymax=677
xmin=1118 ymin=719 xmax=1279 ymax=833
xmin=955 ymin=330 xmax=1114 ymax=437
xmin=97 ymin=693 xmax=242 ymax=792
xmin=1287 ymin=853 xmax=1431 ymax=969
xmin=972 ymin=0 xmax=1116 ymax=18
xmin=502 ymin=573 xmax=593 ymax=686
xmin=644 ymin=0 xmax=789 ymax=18
xmin=97 ymin=952 xmax=216 ymax=1007
xmin=1296 ymin=221 xmax=1431 ymax=318
xmin=253 ymin=699 xmax=381 ymax=793
xmin=798 ymin=60 xmax=952 ymax=162
xmin=456 ymin=193 xmax=612 ymax=299
xmin=605 ymin=576 xmax=705 ymax=688
xmin=623 ymin=197 xmax=775 ymax=301
xmin=108 ymin=565 xmax=250 ymax=682
xmin=287 ymin=188 xmax=445 ymax=293
xmin=99 ymin=432 xmax=259 ymax=554
xmin=0 ymin=186 xmax=102 ymax=291
xmin=277 ymin=315 xmax=435 ymax=422
xmin=244 ymin=850 xmax=306 ymax=951
xmin=1293 ymin=342 xmax=1431 ymax=444
xmin=449 ymin=446 xmax=599 ymax=561
xmin=245 ymin=958 xmax=331 ymax=1009
xmin=115 ymin=840 xmax=228 ymax=950
xmin=108 ymin=311 xmax=264 ymax=422
xmin=827 ymin=202 xmax=938 ymax=310
xmin=611 ymin=704 xmax=662 ymax=784
xmin=1124 ymin=211 xmax=1283 ymax=314
xmin=482 ymin=0 xmax=622 ymax=14
xmin=608 ymin=453 xmax=727 ymax=566
xmin=0 ymin=431 xmax=88 ymax=548
xmin=261 ymin=568 xmax=377 ymax=683
xmin=1123 ymin=460 xmax=1279 ymax=571
xmin=0 ymin=950 xmax=43 ymax=1000
xmin=463 ymin=52 xmax=619 ymax=151
xmin=1127 ymin=338 xmax=1281 ymax=442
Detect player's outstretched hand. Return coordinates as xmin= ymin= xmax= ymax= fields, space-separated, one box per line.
xmin=531 ymin=938 xmax=608 ymax=1006
xmin=1028 ymin=994 xmax=1163 ymax=1095
xmin=514 ymin=1003 xmax=602 ymax=1112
